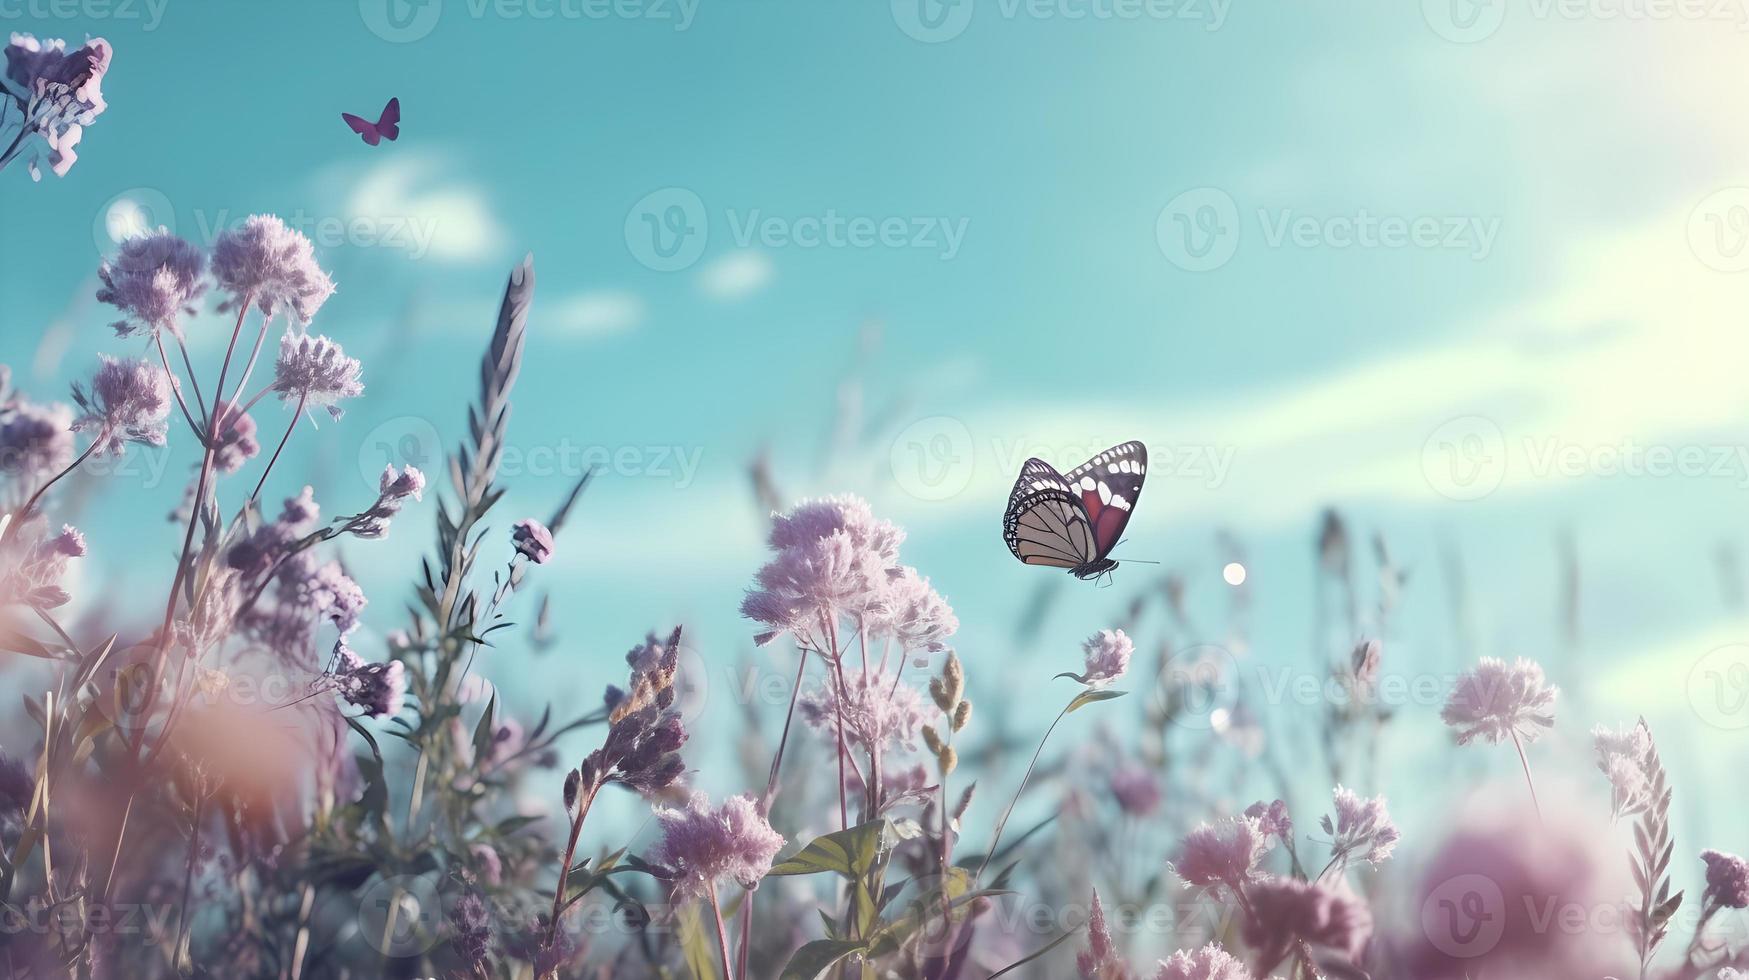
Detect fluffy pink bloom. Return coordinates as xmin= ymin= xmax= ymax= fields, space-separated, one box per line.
xmin=1241 ymin=876 xmax=1371 ymax=967
xmin=334 ymin=645 xmax=404 ymax=718
xmin=1171 ymin=816 xmax=1266 ymax=896
xmin=511 ymin=518 xmax=554 ymax=564
xmin=1321 ymin=785 xmax=1399 ymax=867
xmin=70 ymin=355 xmax=174 ymax=454
xmin=210 ymin=215 xmax=335 ymax=323
xmin=1080 ymin=628 xmax=1133 ymax=687
xmin=799 ymin=666 xmax=934 ymax=754
xmin=742 ymin=495 xmax=906 ymax=646
xmin=210 ymin=403 xmax=260 ymax=474
xmin=1151 ymin=944 xmax=1252 ymax=980
xmin=647 ymin=792 xmax=785 ymax=902
xmin=1703 ymin=850 xmax=1749 ymax=909
xmin=270 ymin=333 xmax=362 ymax=420
xmin=1077 ymin=890 xmax=1126 ymax=979
xmin=95 ymin=231 xmax=207 ymax=339
xmin=0 ymin=396 xmax=74 ymax=480
xmin=868 ymin=564 xmax=958 ymax=653
xmin=1441 ymin=656 xmax=1558 ymax=745
xmin=1244 ymin=799 xmax=1293 ymax=850
xmin=0 ymin=522 xmax=85 ymax=609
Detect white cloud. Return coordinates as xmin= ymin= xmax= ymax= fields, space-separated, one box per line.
xmin=698 ymin=251 xmax=773 ymax=301
xmin=340 ymin=153 xmax=507 ymax=264
xmin=547 ymin=290 xmax=645 ymax=338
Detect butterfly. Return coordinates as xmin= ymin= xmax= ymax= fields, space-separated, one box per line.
xmin=341 ymin=97 xmax=401 ymax=146
xmin=1003 ymin=441 xmax=1148 ymax=581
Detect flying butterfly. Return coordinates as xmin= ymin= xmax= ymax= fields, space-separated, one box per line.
xmin=341 ymin=97 xmax=401 ymax=146
xmin=1003 ymin=441 xmax=1148 ymax=581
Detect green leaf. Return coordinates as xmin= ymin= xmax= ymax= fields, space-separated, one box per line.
xmin=989 ymin=928 xmax=1082 ymax=978
xmin=768 ymin=819 xmax=888 ymax=878
xmin=1066 ymin=689 xmax=1127 ymax=714
xmin=778 ymin=939 xmax=866 ymax=980
xmin=677 ymin=903 xmax=720 ymax=980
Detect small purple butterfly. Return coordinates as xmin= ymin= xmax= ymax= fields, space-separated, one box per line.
xmin=341 ymin=97 xmax=400 ymax=146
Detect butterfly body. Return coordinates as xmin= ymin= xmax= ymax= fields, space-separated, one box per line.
xmin=1002 ymin=441 xmax=1147 ymax=580
xmin=341 ymin=97 xmax=401 ymax=146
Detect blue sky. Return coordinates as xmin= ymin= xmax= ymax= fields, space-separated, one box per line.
xmin=5 ymin=0 xmax=1749 ymax=890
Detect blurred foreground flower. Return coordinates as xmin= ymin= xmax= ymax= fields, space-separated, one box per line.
xmin=1 ymin=33 xmax=111 ymax=179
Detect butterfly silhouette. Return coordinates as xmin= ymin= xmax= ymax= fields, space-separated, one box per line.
xmin=1003 ymin=441 xmax=1148 ymax=581
xmin=341 ymin=97 xmax=401 ymax=146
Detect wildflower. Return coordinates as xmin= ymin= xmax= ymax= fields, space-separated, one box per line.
xmin=0 ymin=522 xmax=85 ymax=609
xmin=1076 ymin=890 xmax=1126 ymax=979
xmin=95 ymin=230 xmax=207 ymax=339
xmin=2 ymin=34 xmax=111 ymax=179
xmin=0 ymin=754 xmax=32 ymax=812
xmin=868 ymin=564 xmax=958 ymax=654
xmin=210 ymin=215 xmax=335 ymax=324
xmin=1077 ymin=628 xmax=1133 ymax=687
xmin=1244 ymin=799 xmax=1293 ymax=850
xmin=568 ymin=629 xmax=691 ymax=805
xmin=1110 ymin=763 xmax=1162 ymax=817
xmin=270 ymin=333 xmax=362 ymax=420
xmin=799 ymin=666 xmax=934 ymax=754
xmin=1320 ymin=786 xmax=1399 ymax=867
xmin=1592 ymin=722 xmax=1653 ymax=818
xmin=469 ymin=842 xmax=503 ymax=886
xmin=449 ymin=890 xmax=492 ymax=968
xmin=1241 ymin=876 xmax=1372 ymax=966
xmin=70 ymin=355 xmax=174 ymax=455
xmin=647 ymin=791 xmax=785 ymax=902
xmin=333 ymin=645 xmax=404 ymax=718
xmin=1171 ymin=816 xmax=1266 ymax=897
xmin=209 ymin=404 xmax=260 ymax=474
xmin=511 ymin=518 xmax=554 ymax=564
xmin=1702 ymin=850 xmax=1749 ymax=909
xmin=1151 ymin=944 xmax=1252 ymax=980
xmin=345 ymin=465 xmax=424 ymax=538
xmin=741 ymin=495 xmax=905 ymax=646
xmin=1441 ymin=656 xmax=1558 ymax=745
xmin=0 ymin=397 xmax=74 ymax=480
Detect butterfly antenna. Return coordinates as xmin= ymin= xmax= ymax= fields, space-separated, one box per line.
xmin=1114 ymin=537 xmax=1162 ymax=564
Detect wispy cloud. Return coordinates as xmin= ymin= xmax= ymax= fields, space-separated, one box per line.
xmin=698 ymin=251 xmax=773 ymax=301
xmin=547 ymin=290 xmax=646 ymax=338
xmin=335 ymin=152 xmax=507 ymax=264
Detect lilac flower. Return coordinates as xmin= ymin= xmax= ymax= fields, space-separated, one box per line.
xmin=2 ymin=34 xmax=111 ymax=179
xmin=568 ymin=629 xmax=690 ymax=803
xmin=0 ymin=754 xmax=33 ymax=812
xmin=1077 ymin=628 xmax=1133 ymax=687
xmin=1592 ymin=722 xmax=1653 ymax=818
xmin=0 ymin=522 xmax=85 ymax=609
xmin=469 ymin=842 xmax=503 ymax=886
xmin=346 ymin=465 xmax=424 ymax=539
xmin=210 ymin=403 xmax=260 ymax=474
xmin=1441 ymin=656 xmax=1558 ymax=745
xmin=270 ymin=333 xmax=362 ymax=420
xmin=1171 ymin=816 xmax=1266 ymax=897
xmin=1151 ymin=944 xmax=1252 ymax=980
xmin=0 ymin=397 xmax=74 ymax=480
xmin=70 ymin=355 xmax=174 ymax=454
xmin=333 ymin=645 xmax=405 ymax=718
xmin=1702 ymin=850 xmax=1749 ymax=910
xmin=1244 ymin=799 xmax=1293 ymax=850
xmin=868 ymin=564 xmax=958 ymax=653
xmin=1076 ymin=890 xmax=1125 ymax=979
xmin=1109 ymin=763 xmax=1162 ymax=817
xmin=1320 ymin=786 xmax=1399 ymax=868
xmin=449 ymin=890 xmax=492 ymax=967
xmin=1240 ymin=876 xmax=1372 ymax=966
xmin=511 ymin=518 xmax=554 ymax=564
xmin=742 ymin=495 xmax=905 ymax=646
xmin=647 ymin=791 xmax=785 ymax=902
xmin=210 ymin=215 xmax=336 ymax=324
xmin=798 ymin=666 xmax=934 ymax=754
xmin=94 ymin=230 xmax=207 ymax=339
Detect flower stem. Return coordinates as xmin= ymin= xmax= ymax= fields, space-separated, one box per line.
xmin=250 ymin=390 xmax=306 ymax=504
xmin=1510 ymin=730 xmax=1543 ymax=822
xmin=155 ymin=334 xmax=204 ymax=443
xmin=762 ymin=648 xmax=811 ymax=806
xmin=975 ymin=699 xmax=1073 ymax=884
xmin=546 ymin=779 xmax=601 ymax=948
xmin=708 ymin=891 xmax=736 ymax=980
xmin=5 ymin=438 xmax=100 ymax=540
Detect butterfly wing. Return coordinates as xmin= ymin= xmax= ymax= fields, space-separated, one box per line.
xmin=376 ymin=97 xmax=400 ymax=141
xmin=1003 ymin=458 xmax=1101 ymax=569
xmin=341 ymin=112 xmax=381 ymax=146
xmin=1062 ymin=441 xmax=1148 ymax=559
